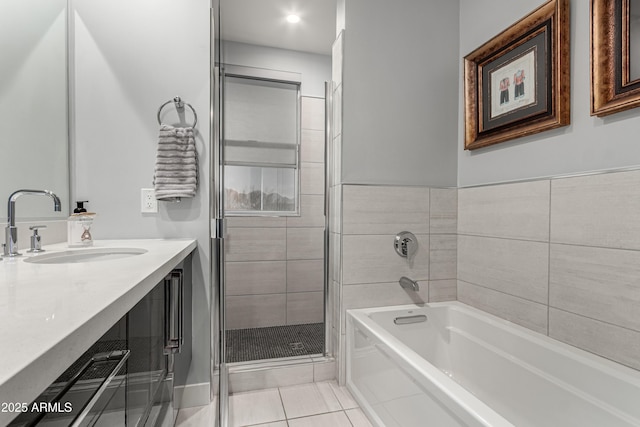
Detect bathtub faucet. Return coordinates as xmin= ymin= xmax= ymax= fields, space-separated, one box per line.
xmin=399 ymin=276 xmax=420 ymax=292
xmin=4 ymin=189 xmax=61 ymax=257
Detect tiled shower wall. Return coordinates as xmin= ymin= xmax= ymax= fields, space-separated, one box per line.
xmin=458 ymin=169 xmax=640 ymax=371
xmin=334 ymin=185 xmax=458 ymax=381
xmin=225 ymin=96 xmax=325 ymax=330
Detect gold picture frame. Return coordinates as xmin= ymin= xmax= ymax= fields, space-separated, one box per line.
xmin=464 ymin=0 xmax=570 ymax=150
xmin=591 ymin=0 xmax=640 ymax=116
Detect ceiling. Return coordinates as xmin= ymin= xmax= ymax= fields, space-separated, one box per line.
xmin=219 ymin=0 xmax=337 ymax=56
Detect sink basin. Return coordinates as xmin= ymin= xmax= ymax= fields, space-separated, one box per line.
xmin=24 ymin=248 xmax=148 ymax=264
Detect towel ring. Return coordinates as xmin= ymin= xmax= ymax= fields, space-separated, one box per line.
xmin=157 ymin=96 xmax=198 ymax=128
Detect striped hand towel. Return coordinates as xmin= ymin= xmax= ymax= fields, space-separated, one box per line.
xmin=153 ymin=124 xmax=198 ymax=201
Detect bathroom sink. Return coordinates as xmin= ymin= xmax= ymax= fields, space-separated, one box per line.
xmin=24 ymin=247 xmax=148 ymax=264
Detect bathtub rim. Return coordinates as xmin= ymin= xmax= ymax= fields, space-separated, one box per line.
xmin=347 ymin=302 xmax=512 ymax=427
xmin=347 ymin=301 xmax=640 ymax=427
xmin=350 ymin=301 xmax=640 ymax=385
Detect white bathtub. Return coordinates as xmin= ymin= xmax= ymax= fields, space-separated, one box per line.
xmin=346 ymin=302 xmax=640 ymax=427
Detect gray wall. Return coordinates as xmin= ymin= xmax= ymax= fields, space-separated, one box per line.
xmin=458 ymin=0 xmax=640 ymax=187
xmin=72 ymin=0 xmax=211 ymax=405
xmin=221 ymin=40 xmax=331 ymax=98
xmin=341 ymin=0 xmax=459 ymax=187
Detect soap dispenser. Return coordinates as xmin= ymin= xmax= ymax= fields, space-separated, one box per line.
xmin=68 ymin=201 xmax=96 ymax=247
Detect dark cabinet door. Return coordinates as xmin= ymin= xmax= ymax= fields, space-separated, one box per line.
xmin=8 ymin=269 xmax=186 ymax=427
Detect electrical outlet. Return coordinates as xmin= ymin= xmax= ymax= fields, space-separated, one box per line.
xmin=141 ymin=188 xmax=158 ymax=213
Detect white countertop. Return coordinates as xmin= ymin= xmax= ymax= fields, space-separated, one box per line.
xmin=0 ymin=239 xmax=197 ymax=424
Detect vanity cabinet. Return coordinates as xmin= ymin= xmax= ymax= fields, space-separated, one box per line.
xmin=8 ymin=267 xmax=190 ymax=427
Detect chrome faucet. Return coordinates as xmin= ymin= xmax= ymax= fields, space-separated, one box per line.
xmin=4 ymin=190 xmax=61 ymax=257
xmin=399 ymin=276 xmax=420 ymax=292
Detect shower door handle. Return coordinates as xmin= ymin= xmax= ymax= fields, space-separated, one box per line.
xmin=164 ymin=269 xmax=184 ymax=354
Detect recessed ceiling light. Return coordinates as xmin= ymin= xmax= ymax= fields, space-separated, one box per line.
xmin=286 ymin=14 xmax=301 ymax=24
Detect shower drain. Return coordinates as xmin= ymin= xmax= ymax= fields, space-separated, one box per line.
xmin=289 ymin=342 xmax=305 ymax=351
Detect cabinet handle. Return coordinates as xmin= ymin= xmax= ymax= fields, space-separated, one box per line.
xmin=164 ymin=269 xmax=183 ymax=354
xmin=71 ymin=350 xmax=130 ymax=427
xmin=27 ymin=350 xmax=130 ymax=426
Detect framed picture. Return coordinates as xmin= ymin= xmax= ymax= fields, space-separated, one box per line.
xmin=591 ymin=0 xmax=640 ymax=116
xmin=463 ymin=0 xmax=570 ymax=150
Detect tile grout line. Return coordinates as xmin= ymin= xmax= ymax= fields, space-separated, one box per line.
xmin=549 ymin=305 xmax=640 ymax=335
xmin=547 ymin=180 xmax=552 ymax=337
xmin=428 ymin=188 xmax=432 ymax=302
xmin=277 ymin=386 xmax=289 ymax=422
xmin=459 ymin=278 xmax=640 ymax=336
xmin=457 ymin=279 xmax=547 ymax=306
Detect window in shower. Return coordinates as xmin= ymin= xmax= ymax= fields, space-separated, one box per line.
xmin=223 ymin=75 xmax=300 ymax=215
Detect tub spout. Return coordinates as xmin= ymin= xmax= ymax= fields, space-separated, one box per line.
xmin=399 ymin=276 xmax=420 ymax=291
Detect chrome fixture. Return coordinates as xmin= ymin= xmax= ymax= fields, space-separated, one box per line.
xmin=394 ymin=314 xmax=427 ymax=325
xmin=4 ymin=189 xmax=61 ymax=257
xmin=399 ymin=276 xmax=420 ymax=292
xmin=157 ymin=96 xmax=198 ymax=128
xmin=27 ymin=225 xmax=47 ymax=253
xmin=394 ymin=231 xmax=418 ymax=258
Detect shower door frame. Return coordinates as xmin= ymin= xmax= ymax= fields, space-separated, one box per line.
xmin=211 ymin=52 xmax=334 ymax=427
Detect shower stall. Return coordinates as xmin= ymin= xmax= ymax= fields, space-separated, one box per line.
xmin=210 ymin=3 xmax=335 ymax=424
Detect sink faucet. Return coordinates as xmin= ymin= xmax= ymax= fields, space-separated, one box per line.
xmin=4 ymin=189 xmax=61 ymax=257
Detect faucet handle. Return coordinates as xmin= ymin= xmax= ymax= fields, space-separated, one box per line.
xmin=27 ymin=225 xmax=47 ymax=253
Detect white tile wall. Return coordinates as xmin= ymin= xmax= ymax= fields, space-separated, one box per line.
xmin=301 ymin=129 xmax=325 ymax=163
xmin=335 ymin=184 xmax=457 ymax=384
xmin=287 ymin=195 xmax=324 ymax=228
xmin=429 ymin=234 xmax=457 ymax=280
xmin=342 ymin=185 xmax=429 ymax=235
xmin=342 ymin=234 xmax=429 ymax=284
xmin=550 ymin=170 xmax=640 ymax=249
xmin=550 ymin=243 xmax=640 ymax=331
xmin=287 ymin=291 xmax=324 ymax=325
xmin=458 ymin=180 xmax=550 ymax=241
xmin=549 ymin=308 xmax=640 ymax=371
xmin=429 ymin=279 xmax=457 ymax=302
xmin=458 ymin=170 xmax=640 ymax=371
xmin=430 ymin=188 xmax=457 ymax=234
xmin=287 ymin=259 xmax=324 ymax=293
xmin=226 ymin=216 xmax=287 ymax=228
xmin=458 ymin=280 xmax=548 ymax=334
xmin=226 ymin=294 xmax=287 ymax=329
xmin=301 ymin=162 xmax=325 ymax=196
xmin=223 ymin=95 xmax=326 ymax=329
xmin=226 ymin=261 xmax=287 ymax=296
xmin=225 ymin=228 xmax=286 ymax=262
xmin=458 ymin=235 xmax=548 ymax=304
xmin=287 ymin=228 xmax=324 ymax=260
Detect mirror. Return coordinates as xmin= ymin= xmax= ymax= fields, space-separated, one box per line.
xmin=0 ymin=0 xmax=69 ymax=220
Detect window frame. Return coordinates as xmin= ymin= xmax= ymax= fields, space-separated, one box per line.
xmin=222 ymin=65 xmax=302 ymax=217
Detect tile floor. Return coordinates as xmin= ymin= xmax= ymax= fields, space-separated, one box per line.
xmin=175 ymin=381 xmax=373 ymax=427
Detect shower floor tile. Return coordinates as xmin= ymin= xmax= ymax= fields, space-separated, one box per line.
xmin=226 ymin=323 xmax=324 ymax=363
